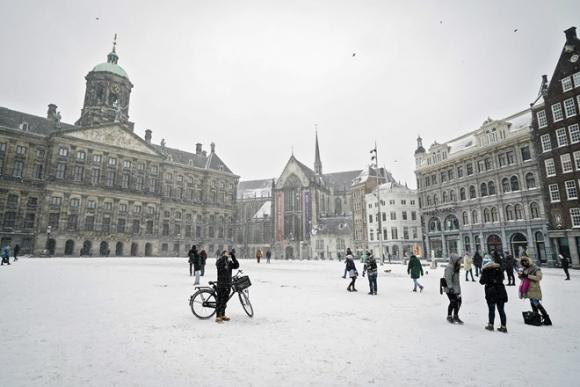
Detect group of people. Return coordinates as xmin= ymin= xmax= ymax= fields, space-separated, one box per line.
xmin=255 ymin=248 xmax=272 ymax=263
xmin=1 ymin=244 xmax=20 ymax=266
xmin=442 ymin=251 xmax=553 ymax=333
xmin=188 ymin=245 xmax=208 ymax=285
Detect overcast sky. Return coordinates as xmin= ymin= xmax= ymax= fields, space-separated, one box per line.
xmin=1 ymin=0 xmax=579 ymax=186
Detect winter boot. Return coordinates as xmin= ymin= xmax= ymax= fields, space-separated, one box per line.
xmin=412 ymin=289 xmax=417 ymax=292
xmin=420 ymin=286 xmax=424 ymax=292
xmin=542 ymin=315 xmax=552 ymax=326
xmin=447 ymin=316 xmax=455 ymax=324
xmin=485 ymin=324 xmax=494 ymax=331
xmin=453 ymin=315 xmax=464 ymax=325
xmin=497 ymin=326 xmax=508 ymax=333
xmin=215 ymin=316 xmax=224 ymax=323
xmin=221 ymin=316 xmax=231 ymax=321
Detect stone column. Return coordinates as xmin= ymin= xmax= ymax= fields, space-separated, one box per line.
xmin=442 ymin=233 xmax=448 ymax=257
xmin=568 ymin=233 xmax=580 ymax=266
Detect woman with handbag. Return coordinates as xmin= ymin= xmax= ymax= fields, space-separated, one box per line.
xmin=519 ymin=256 xmax=552 ymax=326
xmin=480 ymin=254 xmax=508 ymax=332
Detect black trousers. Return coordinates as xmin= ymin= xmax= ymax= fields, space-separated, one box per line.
xmin=506 ymin=268 xmax=515 ymax=285
xmin=563 ymin=267 xmax=570 ymax=280
xmin=447 ymin=293 xmax=462 ymax=316
xmin=216 ymin=285 xmax=231 ymax=317
xmin=488 ymin=301 xmax=506 ymax=326
xmin=475 ymin=265 xmax=481 ymax=277
xmin=189 ymin=262 xmax=193 ymax=276
xmin=465 ymin=269 xmax=475 ymax=281
xmin=348 ymin=277 xmax=357 ymax=291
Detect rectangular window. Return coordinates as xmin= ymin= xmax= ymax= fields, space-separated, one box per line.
xmin=431 ymin=175 xmax=437 ymax=184
xmin=12 ymin=160 xmax=24 ymax=178
xmin=520 ymin=146 xmax=531 ymax=161
xmin=556 ymin=128 xmax=568 ymax=147
xmin=33 ymin=163 xmax=43 ymax=179
xmin=48 ymin=213 xmax=59 ymax=230
xmin=67 ymin=214 xmax=78 ymax=231
xmin=552 ymin=103 xmax=564 ymax=122
xmin=108 ymin=157 xmax=117 ymax=166
xmin=0 ymin=143 xmax=6 ymax=152
xmin=485 ymin=158 xmax=492 ymax=170
xmin=35 ymin=148 xmax=45 ymax=158
xmin=569 ymin=124 xmax=580 ymax=144
xmin=536 ymin=110 xmax=548 ymax=128
xmin=119 ymin=203 xmax=127 ymax=213
xmin=49 ymin=196 xmax=62 ymax=206
xmin=76 ymin=151 xmax=86 ymax=160
xmin=391 ymin=227 xmax=398 ymax=240
xmin=123 ymin=160 xmax=131 ymax=169
xmin=402 ymin=211 xmax=408 ymax=220
xmin=3 ymin=212 xmax=16 ymax=228
xmin=540 ymin=134 xmax=552 ymax=153
xmin=132 ymin=220 xmax=140 ymax=234
xmin=70 ymin=198 xmax=80 ymax=208
xmin=104 ymin=202 xmax=113 ymax=211
xmin=102 ymin=217 xmax=111 ymax=233
xmin=440 ymin=171 xmax=447 ymax=182
xmin=87 ymin=200 xmax=96 ymax=209
xmin=549 ymin=184 xmax=560 ymax=202
xmin=117 ymin=218 xmax=126 ymax=233
xmin=561 ymin=153 xmax=573 ymax=173
xmin=146 ymin=220 xmax=153 ymax=234
xmin=73 ymin=166 xmax=84 ymax=182
xmin=106 ymin=171 xmax=115 ymax=187
xmin=136 ymin=176 xmax=144 ymax=191
xmin=566 ymin=180 xmax=578 ymax=200
xmin=498 ymin=153 xmax=506 ymax=167
xmin=466 ymin=163 xmax=473 ymax=176
xmin=545 ymin=159 xmax=556 ymax=177
xmin=23 ymin=213 xmax=35 ymax=229
xmin=93 ymin=154 xmax=102 ymax=163
xmin=133 ymin=205 xmax=142 ymax=214
xmin=91 ymin=168 xmax=100 ymax=185
xmin=403 ymin=227 xmax=409 ymax=240
xmin=562 ymin=76 xmax=573 ymax=92
xmin=122 ymin=174 xmax=129 ymax=189
xmin=16 ymin=145 xmax=27 ymax=155
xmin=411 ymin=211 xmax=417 ymax=220
xmin=506 ymin=151 xmax=515 ymax=165
xmin=564 ymin=98 xmax=577 ymax=118
xmin=56 ymin=163 xmax=66 ymax=179
xmin=59 ymin=147 xmax=68 ymax=157
xmin=390 ymin=211 xmax=396 ymax=220
xmin=574 ymin=72 xmax=580 ymax=88
xmin=368 ymin=215 xmax=373 ymax=223
xmin=412 ymin=227 xmax=418 ymax=239
xmin=571 ymin=208 xmax=580 ymax=227
xmin=574 ymin=151 xmax=580 ymax=171
xmin=457 ymin=166 xmax=463 ymax=178
xmin=477 ymin=160 xmax=485 ymax=172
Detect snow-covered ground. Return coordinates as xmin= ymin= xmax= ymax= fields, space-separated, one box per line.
xmin=1 ymin=258 xmax=579 ymax=387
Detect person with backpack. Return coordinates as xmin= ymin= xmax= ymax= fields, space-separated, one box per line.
xmin=519 ymin=256 xmax=552 ymax=326
xmin=345 ymin=250 xmax=358 ymax=292
xmin=464 ymin=252 xmax=475 ymax=282
xmin=407 ymin=255 xmax=424 ymax=292
xmin=559 ymin=254 xmax=571 ymax=280
xmin=443 ymin=254 xmax=463 ymax=324
xmin=505 ymin=253 xmax=516 ymax=286
xmin=473 ymin=251 xmax=483 ymax=277
xmin=362 ymin=252 xmax=378 ymax=295
xmin=480 ymin=253 xmax=508 ymax=333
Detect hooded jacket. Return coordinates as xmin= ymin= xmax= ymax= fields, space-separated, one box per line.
xmin=444 ymin=255 xmax=462 ymax=295
xmin=407 ymin=255 xmax=423 ymax=279
xmin=521 ymin=259 xmax=543 ymax=300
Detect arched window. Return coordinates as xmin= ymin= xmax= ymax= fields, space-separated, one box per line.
xmin=469 ymin=185 xmax=476 ymax=199
xmin=433 ymin=194 xmax=439 ymax=205
xmin=502 ymin=178 xmax=510 ymax=193
xmin=426 ymin=195 xmax=432 ymax=206
xmin=471 ymin=210 xmax=479 ymax=223
xmin=514 ymin=204 xmax=523 ymax=220
xmin=444 ymin=215 xmax=460 ymax=231
xmin=505 ymin=205 xmax=514 ymax=221
xmin=480 ymin=182 xmax=488 ymax=197
xmin=511 ymin=176 xmax=520 ymax=191
xmin=460 ymin=187 xmax=466 ymax=201
xmin=491 ymin=207 xmax=499 ymax=222
xmin=530 ymin=202 xmax=540 ymax=218
xmin=442 ymin=191 xmax=448 ymax=203
xmin=484 ymin=208 xmax=491 ymax=223
xmin=488 ymin=181 xmax=496 ymax=195
xmin=462 ymin=211 xmax=469 ymax=225
xmin=429 ymin=217 xmax=441 ymax=232
xmin=449 ymin=190 xmax=456 ymax=201
xmin=526 ymin=173 xmax=536 ymax=189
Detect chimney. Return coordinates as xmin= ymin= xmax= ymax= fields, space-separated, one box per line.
xmin=47 ymin=104 xmax=57 ymax=120
xmin=196 ymin=143 xmax=202 ymax=155
xmin=145 ymin=129 xmax=152 ymax=144
xmin=210 ymin=142 xmax=215 ymax=153
xmin=565 ymin=27 xmax=577 ymax=43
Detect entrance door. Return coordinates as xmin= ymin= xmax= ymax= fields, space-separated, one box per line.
xmin=285 ymin=246 xmax=294 ymax=259
xmin=145 ymin=243 xmax=152 ymax=257
xmin=64 ymin=240 xmax=75 ymax=256
xmin=99 ymin=241 xmax=109 ymax=256
xmin=46 ymin=239 xmax=56 ymax=255
xmin=115 ymin=242 xmax=123 ymax=256
xmin=510 ymin=233 xmax=528 ymax=257
xmin=486 ymin=234 xmax=503 ymax=255
xmin=130 ymin=243 xmax=138 ymax=256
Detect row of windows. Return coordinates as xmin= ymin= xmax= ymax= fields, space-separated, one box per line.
xmin=422 ymin=146 xmax=531 ymax=188
xmin=540 ymin=124 xmax=580 ymax=152
xmin=548 ymin=180 xmax=580 ymax=203
xmin=538 ymin=95 xmax=580 ymax=127
xmin=544 ymin=151 xmax=580 ymax=177
xmin=57 ymin=147 xmax=158 ymax=173
xmin=561 ymin=72 xmax=580 ymax=93
xmin=369 ymin=226 xmax=419 ymax=241
xmin=368 ymin=211 xmax=418 ymax=223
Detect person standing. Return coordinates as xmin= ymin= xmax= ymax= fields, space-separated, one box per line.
xmin=13 ymin=244 xmax=20 ymax=262
xmin=519 ymin=256 xmax=552 ymax=326
xmin=480 ymin=254 xmax=508 ymax=333
xmin=444 ymin=254 xmax=463 ymax=324
xmin=188 ymin=246 xmax=195 ymax=276
xmin=408 ymin=255 xmax=424 ymax=292
xmin=215 ymin=249 xmax=240 ymax=323
xmin=464 ymin=252 xmax=475 ymax=282
xmin=256 ymin=248 xmax=262 ymax=264
xmin=200 ymin=249 xmax=207 ymax=277
xmin=473 ymin=251 xmax=483 ymax=277
xmin=345 ymin=251 xmax=358 ymax=292
xmin=188 ymin=245 xmax=202 ymax=284
xmin=505 ymin=253 xmax=516 ymax=286
xmin=1 ymin=246 xmax=10 ymax=265
xmin=266 ymin=249 xmax=272 ymax=264
xmin=560 ymin=254 xmax=571 ymax=280
xmin=342 ymin=248 xmax=353 ymax=278
xmin=363 ymin=252 xmax=378 ymax=295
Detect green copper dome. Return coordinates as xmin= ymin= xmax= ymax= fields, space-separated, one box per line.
xmin=92 ymin=61 xmax=129 ymax=79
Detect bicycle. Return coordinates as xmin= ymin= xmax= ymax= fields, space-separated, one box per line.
xmin=189 ymin=270 xmax=254 ymax=319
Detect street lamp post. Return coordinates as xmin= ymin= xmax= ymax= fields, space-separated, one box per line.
xmin=371 ymin=143 xmax=385 ymax=265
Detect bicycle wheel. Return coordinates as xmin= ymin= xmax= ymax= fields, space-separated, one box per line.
xmin=190 ymin=289 xmax=217 ymax=319
xmin=238 ymin=289 xmax=254 ymax=317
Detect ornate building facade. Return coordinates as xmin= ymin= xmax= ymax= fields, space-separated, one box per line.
xmin=235 ymin=179 xmax=274 ymax=258
xmin=0 ymin=41 xmax=238 ymax=256
xmin=414 ymin=110 xmax=552 ymax=262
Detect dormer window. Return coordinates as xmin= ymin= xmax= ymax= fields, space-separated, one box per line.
xmin=20 ymin=121 xmax=29 ymax=131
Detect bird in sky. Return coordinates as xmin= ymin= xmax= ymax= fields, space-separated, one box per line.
xmin=514 ymin=28 xmax=518 ymax=32
xmin=352 ymin=53 xmax=356 ymax=57
xmin=96 ymin=17 xmax=100 ymax=20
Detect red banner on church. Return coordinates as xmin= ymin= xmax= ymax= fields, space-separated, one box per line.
xmin=275 ymin=191 xmax=284 ymax=241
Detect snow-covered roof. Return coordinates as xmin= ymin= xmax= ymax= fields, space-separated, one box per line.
xmin=252 ymin=201 xmax=272 ymax=219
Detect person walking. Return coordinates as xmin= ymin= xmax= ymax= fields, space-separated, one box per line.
xmin=407 ymin=254 xmax=424 ymax=292
xmin=480 ymin=253 xmax=508 ymax=333
xmin=560 ymin=254 xmax=571 ymax=280
xmin=256 ymin=248 xmax=262 ymax=264
xmin=363 ymin=252 xmax=378 ymax=295
xmin=519 ymin=256 xmax=552 ymax=326
xmin=188 ymin=245 xmax=202 ymax=285
xmin=215 ymin=249 xmax=240 ymax=323
xmin=200 ymin=249 xmax=207 ymax=277
xmin=464 ymin=252 xmax=475 ymax=282
xmin=473 ymin=251 xmax=483 ymax=277
xmin=13 ymin=244 xmax=20 ymax=262
xmin=505 ymin=253 xmax=516 ymax=286
xmin=444 ymin=254 xmax=463 ymax=324
xmin=342 ymin=248 xmax=353 ymax=278
xmin=266 ymin=249 xmax=272 ymax=264
xmin=345 ymin=250 xmax=358 ymax=292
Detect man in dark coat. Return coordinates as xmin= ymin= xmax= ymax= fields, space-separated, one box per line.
xmin=505 ymin=254 xmax=516 ymax=286
xmin=200 ymin=249 xmax=207 ymax=277
xmin=480 ymin=255 xmax=508 ymax=332
xmin=266 ymin=249 xmax=272 ymax=264
xmin=473 ymin=251 xmax=483 ymax=277
xmin=188 ymin=245 xmax=201 ymax=284
xmin=560 ymin=254 xmax=571 ymax=280
xmin=13 ymin=244 xmax=20 ymax=262
xmin=215 ymin=249 xmax=240 ymax=323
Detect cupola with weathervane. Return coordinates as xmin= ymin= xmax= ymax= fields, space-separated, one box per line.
xmin=76 ymin=34 xmax=134 ymax=129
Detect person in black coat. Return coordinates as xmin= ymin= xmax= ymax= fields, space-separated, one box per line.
xmin=215 ymin=249 xmax=240 ymax=322
xmin=473 ymin=251 xmax=483 ymax=277
xmin=188 ymin=245 xmax=202 ymax=285
xmin=505 ymin=254 xmax=516 ymax=286
xmin=13 ymin=244 xmax=20 ymax=262
xmin=560 ymin=254 xmax=571 ymax=280
xmin=480 ymin=254 xmax=508 ymax=333
xmin=345 ymin=253 xmax=358 ymax=292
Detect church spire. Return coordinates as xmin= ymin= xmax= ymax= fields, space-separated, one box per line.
xmin=314 ymin=125 xmax=322 ymax=175
xmin=107 ymin=33 xmax=119 ymax=64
